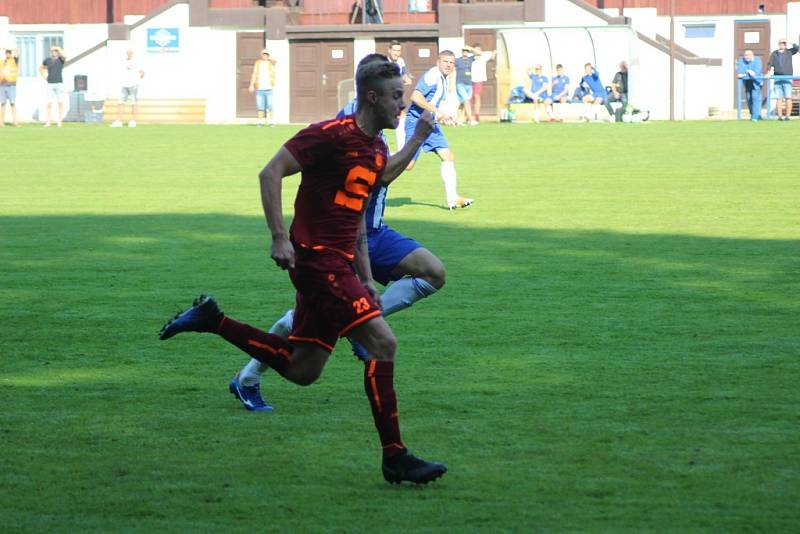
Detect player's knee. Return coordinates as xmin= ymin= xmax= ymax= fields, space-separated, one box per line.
xmin=292 ymin=367 xmax=322 ymax=386
xmin=372 ymin=332 xmax=397 ymax=360
xmin=421 ymin=260 xmax=446 ymax=290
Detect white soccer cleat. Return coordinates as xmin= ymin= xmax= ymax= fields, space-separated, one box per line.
xmin=448 ymin=197 xmax=474 ymax=210
xmin=110 ymin=120 xmax=123 ymax=128
xmin=128 ymin=120 xmax=137 ymax=128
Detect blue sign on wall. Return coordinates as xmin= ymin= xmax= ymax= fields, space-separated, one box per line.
xmin=147 ymin=28 xmax=179 ymax=53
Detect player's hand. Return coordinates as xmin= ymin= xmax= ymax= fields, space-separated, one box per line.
xmin=248 ymin=86 xmax=255 ymax=94
xmin=364 ymin=281 xmax=382 ymax=310
xmin=412 ymin=110 xmax=435 ymax=139
xmin=270 ymin=235 xmax=295 ymax=270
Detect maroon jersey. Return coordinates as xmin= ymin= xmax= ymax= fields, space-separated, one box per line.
xmin=283 ymin=115 xmax=388 ymax=261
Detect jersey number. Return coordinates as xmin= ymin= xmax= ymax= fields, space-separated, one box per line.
xmin=334 ymin=165 xmax=377 ymax=212
xmin=353 ymin=297 xmax=371 ymax=314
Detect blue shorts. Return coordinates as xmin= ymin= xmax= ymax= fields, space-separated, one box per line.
xmin=456 ymin=83 xmax=473 ymax=103
xmin=533 ymin=93 xmax=551 ymax=102
xmin=405 ymin=118 xmax=449 ymax=162
xmin=368 ymin=225 xmax=422 ymax=286
xmin=256 ymin=89 xmax=273 ymax=111
xmin=773 ymin=80 xmax=792 ymax=99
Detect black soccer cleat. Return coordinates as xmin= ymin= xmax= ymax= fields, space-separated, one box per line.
xmin=159 ymin=294 xmax=223 ymax=340
xmin=382 ymin=451 xmax=447 ymax=485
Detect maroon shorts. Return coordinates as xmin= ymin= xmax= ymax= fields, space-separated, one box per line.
xmin=472 ymin=82 xmax=484 ymax=96
xmin=288 ymin=249 xmax=381 ymax=353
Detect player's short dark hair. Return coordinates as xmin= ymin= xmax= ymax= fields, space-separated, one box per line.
xmin=389 ymin=40 xmax=401 ymax=48
xmin=356 ymin=57 xmax=401 ymax=104
xmin=584 ymin=62 xmax=592 ymax=68
xmin=556 ymin=63 xmax=563 ymax=69
xmin=439 ymin=50 xmax=455 ymax=58
xmin=358 ymin=53 xmax=389 ymax=70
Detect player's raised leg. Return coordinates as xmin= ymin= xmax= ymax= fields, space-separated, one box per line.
xmin=348 ymin=315 xmax=447 ymax=484
xmin=159 ymin=295 xmax=329 ymax=386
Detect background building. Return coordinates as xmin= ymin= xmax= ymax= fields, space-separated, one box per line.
xmin=0 ymin=0 xmax=797 ymax=123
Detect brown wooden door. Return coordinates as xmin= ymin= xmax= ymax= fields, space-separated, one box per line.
xmin=375 ymin=39 xmax=439 ymax=105
xmin=290 ymin=40 xmax=354 ymax=124
xmin=733 ymin=21 xmax=770 ymax=108
xmin=236 ymin=32 xmax=265 ymax=118
xmin=464 ymin=28 xmax=498 ymax=117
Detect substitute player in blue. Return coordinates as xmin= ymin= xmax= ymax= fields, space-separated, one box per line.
xmin=550 ymin=64 xmax=570 ymax=122
xmin=404 ymin=50 xmax=474 ymax=210
xmin=580 ymin=62 xmax=607 ymax=122
xmin=524 ymin=64 xmax=554 ymax=123
xmin=230 ymin=54 xmax=446 ymax=412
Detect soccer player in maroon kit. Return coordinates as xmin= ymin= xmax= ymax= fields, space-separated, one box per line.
xmin=159 ymin=58 xmax=446 ymax=484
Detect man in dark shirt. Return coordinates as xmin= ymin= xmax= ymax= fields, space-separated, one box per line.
xmin=605 ymin=61 xmax=628 ymax=122
xmin=39 ymin=46 xmax=66 ymax=127
xmin=767 ymin=38 xmax=799 ymax=121
xmin=454 ymin=46 xmax=476 ymax=125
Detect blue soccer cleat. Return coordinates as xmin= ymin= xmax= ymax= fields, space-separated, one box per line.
xmin=349 ymin=338 xmax=369 ymax=362
xmin=229 ymin=373 xmax=274 ymax=412
xmin=159 ymin=294 xmax=223 ymax=340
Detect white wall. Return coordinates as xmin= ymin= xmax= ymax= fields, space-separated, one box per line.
xmin=541 ymin=0 xmax=608 ymax=27
xmin=267 ymin=38 xmax=290 ymax=124
xmin=353 ymin=37 xmax=376 ymax=73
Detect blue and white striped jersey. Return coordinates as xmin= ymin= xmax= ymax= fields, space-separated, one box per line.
xmin=408 ymin=66 xmax=447 ymax=120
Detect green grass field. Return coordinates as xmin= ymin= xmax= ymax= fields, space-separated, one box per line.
xmin=2 ymin=121 xmax=798 ymax=532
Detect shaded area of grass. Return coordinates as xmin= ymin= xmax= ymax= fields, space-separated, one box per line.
xmin=1 ymin=211 xmax=798 ymax=531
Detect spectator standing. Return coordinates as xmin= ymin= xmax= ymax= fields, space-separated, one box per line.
xmin=454 ymin=46 xmax=476 ymax=125
xmin=470 ymin=44 xmax=495 ymax=124
xmin=0 ymin=47 xmax=20 ymax=127
xmin=737 ymin=49 xmax=763 ymax=121
xmin=111 ymin=49 xmax=144 ymax=128
xmin=580 ymin=63 xmax=606 ymax=122
xmin=767 ymin=38 xmax=799 ymax=121
xmin=550 ymin=63 xmax=570 ymax=122
xmin=249 ymin=48 xmax=277 ymax=127
xmin=39 ymin=46 xmax=66 ymax=128
xmin=387 ymin=40 xmax=412 ymax=148
xmin=604 ymin=61 xmax=628 ymax=122
xmin=524 ymin=64 xmax=554 ymax=123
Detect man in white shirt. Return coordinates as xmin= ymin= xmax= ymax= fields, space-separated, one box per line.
xmin=469 ymin=44 xmax=496 ymax=124
xmin=111 ymin=49 xmax=144 ymax=128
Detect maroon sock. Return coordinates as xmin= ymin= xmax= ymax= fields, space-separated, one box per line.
xmin=364 ymin=360 xmax=405 ymax=458
xmin=217 ymin=316 xmax=292 ymax=376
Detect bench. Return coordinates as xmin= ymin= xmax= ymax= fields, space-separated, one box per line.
xmin=507 ymin=101 xmax=614 ymax=122
xmin=100 ymin=98 xmax=206 ymax=124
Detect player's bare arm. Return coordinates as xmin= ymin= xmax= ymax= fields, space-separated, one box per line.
xmin=258 ymin=146 xmax=302 ymax=270
xmin=353 ymin=212 xmax=382 ymax=308
xmin=381 ymin=111 xmax=435 ymax=185
xmin=411 ymin=90 xmax=454 ymax=125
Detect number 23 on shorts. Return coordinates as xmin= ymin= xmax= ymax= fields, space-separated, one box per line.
xmin=353 ymin=297 xmax=371 ymax=314
xmin=334 ymin=165 xmax=377 ymax=212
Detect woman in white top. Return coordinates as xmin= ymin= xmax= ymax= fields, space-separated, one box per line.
xmin=469 ymin=45 xmax=496 ymax=123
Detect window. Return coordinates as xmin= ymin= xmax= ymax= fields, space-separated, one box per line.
xmin=684 ymin=24 xmax=715 ymax=39
xmin=12 ymin=33 xmax=64 ymax=77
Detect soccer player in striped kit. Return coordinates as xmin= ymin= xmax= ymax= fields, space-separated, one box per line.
xmin=233 ymin=54 xmax=447 ymax=409
xmin=404 ymin=50 xmax=474 ymax=210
